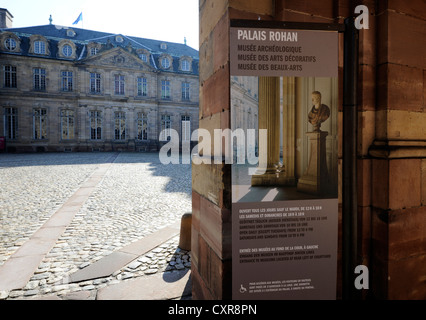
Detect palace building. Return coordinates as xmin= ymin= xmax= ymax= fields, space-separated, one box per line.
xmin=0 ymin=8 xmax=199 ymax=152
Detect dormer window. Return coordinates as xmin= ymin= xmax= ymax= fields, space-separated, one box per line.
xmin=29 ymin=35 xmax=49 ymax=56
xmin=181 ymin=59 xmax=190 ymax=72
xmin=88 ymin=42 xmax=101 ymax=56
xmin=179 ymin=57 xmax=193 ymax=72
xmin=115 ymin=35 xmax=124 ymax=43
xmin=34 ymin=40 xmax=46 ymax=54
xmin=67 ymin=29 xmax=76 ymax=37
xmin=0 ymin=33 xmax=21 ymax=52
xmin=161 ymin=57 xmax=170 ymax=69
xmin=4 ymin=38 xmax=16 ymax=51
xmin=137 ymin=49 xmax=150 ymax=64
xmin=139 ymin=53 xmax=147 ymax=62
xmin=58 ymin=40 xmax=76 ymax=59
xmin=160 ymin=43 xmax=167 ymax=50
xmin=62 ymin=44 xmax=73 ymax=57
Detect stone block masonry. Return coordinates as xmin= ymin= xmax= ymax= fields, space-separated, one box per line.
xmin=194 ymin=0 xmax=426 ymax=300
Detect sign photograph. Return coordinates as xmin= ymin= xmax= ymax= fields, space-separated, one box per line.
xmin=230 ymin=22 xmax=339 ymax=300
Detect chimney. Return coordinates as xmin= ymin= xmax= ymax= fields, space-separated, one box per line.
xmin=0 ymin=8 xmax=13 ymax=28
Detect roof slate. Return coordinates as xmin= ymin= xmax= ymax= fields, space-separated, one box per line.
xmin=1 ymin=24 xmax=199 ymax=75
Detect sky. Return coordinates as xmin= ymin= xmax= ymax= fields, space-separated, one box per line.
xmin=2 ymin=0 xmax=199 ymax=50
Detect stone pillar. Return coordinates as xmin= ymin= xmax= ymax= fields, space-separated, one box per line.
xmin=251 ymin=77 xmax=285 ymax=186
xmin=192 ymin=0 xmax=276 ymax=300
xmin=297 ymin=131 xmax=330 ymax=195
xmin=282 ymin=77 xmax=296 ymax=185
xmin=195 ymin=0 xmax=426 ymax=301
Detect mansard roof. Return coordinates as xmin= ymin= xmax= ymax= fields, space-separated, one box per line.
xmin=1 ymin=24 xmax=199 ymax=75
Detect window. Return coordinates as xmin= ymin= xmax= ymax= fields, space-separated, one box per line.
xmin=161 ymin=80 xmax=171 ymax=99
xmin=5 ymin=38 xmax=16 ymax=51
xmin=182 ymin=82 xmax=190 ymax=100
xmin=90 ymin=72 xmax=101 ymax=93
xmin=90 ymin=47 xmax=98 ymax=56
xmin=34 ymin=68 xmax=46 ymax=91
xmin=161 ymin=43 xmax=167 ymax=50
xmin=181 ymin=60 xmax=190 ymax=71
xmin=61 ymin=110 xmax=75 ymax=140
xmin=114 ymin=111 xmax=126 ymax=140
xmin=137 ymin=112 xmax=148 ymax=141
xmin=34 ymin=40 xmax=46 ymax=54
xmin=4 ymin=65 xmax=17 ymax=88
xmin=139 ymin=54 xmax=147 ymax=62
xmin=181 ymin=116 xmax=191 ymax=142
xmin=67 ymin=29 xmax=76 ymax=37
xmin=161 ymin=57 xmax=170 ymax=69
xmin=90 ymin=111 xmax=102 ymax=140
xmin=61 ymin=71 xmax=73 ymax=92
xmin=33 ymin=108 xmax=47 ymax=140
xmin=160 ymin=115 xmax=171 ymax=141
xmin=114 ymin=75 xmax=125 ymax=95
xmin=62 ymin=44 xmax=72 ymax=57
xmin=4 ymin=107 xmax=18 ymax=140
xmin=137 ymin=77 xmax=147 ymax=97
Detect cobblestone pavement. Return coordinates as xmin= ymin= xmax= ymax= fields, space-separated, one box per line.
xmin=0 ymin=152 xmax=192 ymax=300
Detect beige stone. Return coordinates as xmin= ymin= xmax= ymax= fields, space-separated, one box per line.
xmin=0 ymin=32 xmax=199 ymax=153
xmin=375 ymin=110 xmax=426 ymax=141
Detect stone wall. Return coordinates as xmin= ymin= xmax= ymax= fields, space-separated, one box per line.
xmin=0 ymin=52 xmax=199 ymax=152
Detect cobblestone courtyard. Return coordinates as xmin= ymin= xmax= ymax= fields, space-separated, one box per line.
xmin=0 ymin=152 xmax=192 ymax=299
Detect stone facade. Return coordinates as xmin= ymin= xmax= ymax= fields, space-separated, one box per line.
xmin=194 ymin=0 xmax=426 ymax=300
xmin=0 ymin=19 xmax=199 ymax=152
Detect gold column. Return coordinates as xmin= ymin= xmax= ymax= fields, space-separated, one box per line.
xmin=251 ymin=77 xmax=284 ymax=186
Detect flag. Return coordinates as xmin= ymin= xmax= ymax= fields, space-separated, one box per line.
xmin=72 ymin=12 xmax=83 ymax=25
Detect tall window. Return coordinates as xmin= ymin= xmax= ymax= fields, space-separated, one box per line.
xmin=90 ymin=47 xmax=98 ymax=56
xmin=160 ymin=114 xmax=171 ymax=141
xmin=33 ymin=108 xmax=47 ymax=140
xmin=61 ymin=71 xmax=73 ymax=92
xmin=4 ymin=65 xmax=17 ymax=88
xmin=33 ymin=68 xmax=46 ymax=91
xmin=90 ymin=72 xmax=101 ymax=93
xmin=90 ymin=111 xmax=102 ymax=140
xmin=181 ymin=116 xmax=191 ymax=142
xmin=4 ymin=108 xmax=18 ymax=140
xmin=114 ymin=111 xmax=126 ymax=140
xmin=61 ymin=110 xmax=75 ymax=140
xmin=161 ymin=80 xmax=171 ymax=99
xmin=182 ymin=82 xmax=190 ymax=101
xmin=137 ymin=112 xmax=148 ymax=141
xmin=114 ymin=75 xmax=125 ymax=95
xmin=34 ymin=40 xmax=46 ymax=54
xmin=137 ymin=77 xmax=147 ymax=97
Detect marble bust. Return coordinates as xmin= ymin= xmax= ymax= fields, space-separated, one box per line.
xmin=308 ymin=91 xmax=330 ymax=132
